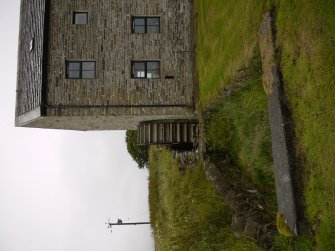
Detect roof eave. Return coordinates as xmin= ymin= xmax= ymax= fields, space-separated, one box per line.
xmin=15 ymin=106 xmax=42 ymax=127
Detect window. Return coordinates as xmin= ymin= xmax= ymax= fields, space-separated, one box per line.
xmin=73 ymin=12 xmax=88 ymax=24
xmin=132 ymin=17 xmax=160 ymax=34
xmin=131 ymin=61 xmax=160 ymax=79
xmin=66 ymin=61 xmax=96 ymax=79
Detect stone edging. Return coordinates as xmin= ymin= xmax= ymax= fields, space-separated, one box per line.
xmin=259 ymin=12 xmax=299 ymax=235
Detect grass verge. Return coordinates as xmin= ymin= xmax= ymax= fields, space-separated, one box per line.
xmin=148 ymin=0 xmax=334 ymax=249
xmin=203 ymin=52 xmax=275 ymax=198
xmin=196 ymin=0 xmax=268 ymax=106
xmin=148 ymin=147 xmax=262 ymax=251
xmin=196 ymin=0 xmax=333 ymax=249
xmin=276 ymin=1 xmax=335 ymax=249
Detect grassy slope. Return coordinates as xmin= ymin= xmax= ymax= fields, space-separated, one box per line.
xmin=148 ymin=147 xmax=262 ymax=251
xmin=204 ymin=53 xmax=275 ymax=199
xmin=149 ymin=0 xmax=334 ymax=249
xmin=276 ymin=1 xmax=335 ymax=249
xmin=196 ymin=0 xmax=276 ymax=201
xmin=196 ymin=0 xmax=277 ymax=216
xmin=196 ymin=0 xmax=267 ymax=106
xmin=197 ymin=0 xmax=335 ymax=249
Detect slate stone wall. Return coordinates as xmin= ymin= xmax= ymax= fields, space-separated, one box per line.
xmin=44 ymin=0 xmax=195 ymax=130
xmin=16 ymin=0 xmax=47 ymax=116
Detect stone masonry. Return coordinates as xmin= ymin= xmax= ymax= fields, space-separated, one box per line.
xmin=16 ymin=0 xmax=196 ymax=130
xmin=16 ymin=0 xmax=46 ymax=116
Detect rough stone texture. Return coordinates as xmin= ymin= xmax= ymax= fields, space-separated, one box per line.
xmin=172 ymin=150 xmax=199 ymax=175
xmin=259 ymin=12 xmax=276 ymax=95
xmin=259 ymin=12 xmax=298 ymax=235
xmin=16 ymin=0 xmax=196 ymax=130
xmin=15 ymin=0 xmax=47 ymax=116
xmin=45 ymin=0 xmax=195 ymax=129
xmin=23 ymin=114 xmax=195 ymax=131
xmin=203 ymin=154 xmax=277 ymax=250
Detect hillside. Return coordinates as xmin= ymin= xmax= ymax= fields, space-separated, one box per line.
xmin=148 ymin=0 xmax=335 ymax=250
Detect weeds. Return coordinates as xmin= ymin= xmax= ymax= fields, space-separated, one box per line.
xmin=149 ymin=0 xmax=334 ymax=250
xmin=276 ymin=0 xmax=335 ymax=248
xmin=203 ymin=53 xmax=275 ymax=194
xmin=148 ymin=147 xmax=261 ymax=251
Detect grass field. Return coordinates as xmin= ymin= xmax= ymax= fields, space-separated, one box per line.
xmin=148 ymin=146 xmax=311 ymax=250
xmin=196 ymin=0 xmax=335 ymax=249
xmin=196 ymin=0 xmax=268 ymax=106
xmin=148 ymin=0 xmax=334 ymax=249
xmin=203 ymin=53 xmax=275 ymax=197
xmin=148 ymin=147 xmax=262 ymax=251
xmin=275 ymin=1 xmax=335 ymax=249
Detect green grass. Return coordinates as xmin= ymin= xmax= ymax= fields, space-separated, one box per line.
xmin=204 ymin=53 xmax=275 ymax=198
xmin=196 ymin=0 xmax=268 ymax=106
xmin=148 ymin=147 xmax=262 ymax=251
xmin=273 ymin=235 xmax=313 ymax=251
xmin=197 ymin=0 xmax=335 ymax=249
xmin=276 ymin=1 xmax=335 ymax=249
xmin=276 ymin=212 xmax=294 ymax=237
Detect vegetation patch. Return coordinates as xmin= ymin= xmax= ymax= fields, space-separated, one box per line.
xmin=146 ymin=0 xmax=334 ymax=250
xmin=276 ymin=212 xmax=294 ymax=237
xmin=196 ymin=0 xmax=334 ymax=249
xmin=276 ymin=0 xmax=335 ymax=249
xmin=273 ymin=235 xmax=313 ymax=251
xmin=204 ymin=53 xmax=275 ymax=196
xmin=126 ymin=130 xmax=148 ymax=169
xmin=148 ymin=147 xmax=262 ymax=251
xmin=196 ymin=0 xmax=268 ymax=106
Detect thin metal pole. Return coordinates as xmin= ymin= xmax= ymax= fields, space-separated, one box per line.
xmin=108 ymin=222 xmax=150 ymax=226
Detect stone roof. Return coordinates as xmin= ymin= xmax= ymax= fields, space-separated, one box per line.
xmin=15 ymin=0 xmax=48 ymax=117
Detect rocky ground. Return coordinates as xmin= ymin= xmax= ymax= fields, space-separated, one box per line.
xmin=204 ymin=153 xmax=278 ymax=249
xmin=172 ymin=149 xmax=278 ymax=249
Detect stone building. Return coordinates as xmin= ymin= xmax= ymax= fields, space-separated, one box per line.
xmin=15 ymin=0 xmax=197 ymax=145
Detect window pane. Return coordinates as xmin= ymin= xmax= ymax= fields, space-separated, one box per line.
xmin=82 ymin=71 xmax=95 ymax=79
xmin=68 ymin=70 xmax=80 ymax=78
xmin=147 ymin=62 xmax=160 ymax=70
xmin=147 ymin=18 xmax=159 ymax=26
xmin=132 ymin=61 xmax=160 ymax=79
xmin=134 ymin=18 xmax=145 ymax=26
xmin=147 ymin=62 xmax=160 ymax=79
xmin=68 ymin=62 xmax=80 ymax=70
xmin=134 ymin=26 xmax=145 ymax=33
xmin=82 ymin=62 xmax=95 ymax=71
xmin=133 ymin=17 xmax=160 ymax=33
xmin=136 ymin=71 xmax=145 ymax=78
xmin=147 ymin=70 xmax=160 ymax=79
xmin=133 ymin=62 xmax=145 ymax=78
xmin=147 ymin=26 xmax=160 ymax=34
xmin=133 ymin=62 xmax=145 ymax=70
xmin=74 ymin=13 xmax=87 ymax=24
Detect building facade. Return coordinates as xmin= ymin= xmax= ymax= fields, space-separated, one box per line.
xmin=16 ymin=0 xmax=197 ymax=136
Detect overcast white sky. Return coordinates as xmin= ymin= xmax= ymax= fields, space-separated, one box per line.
xmin=0 ymin=1 xmax=154 ymax=250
